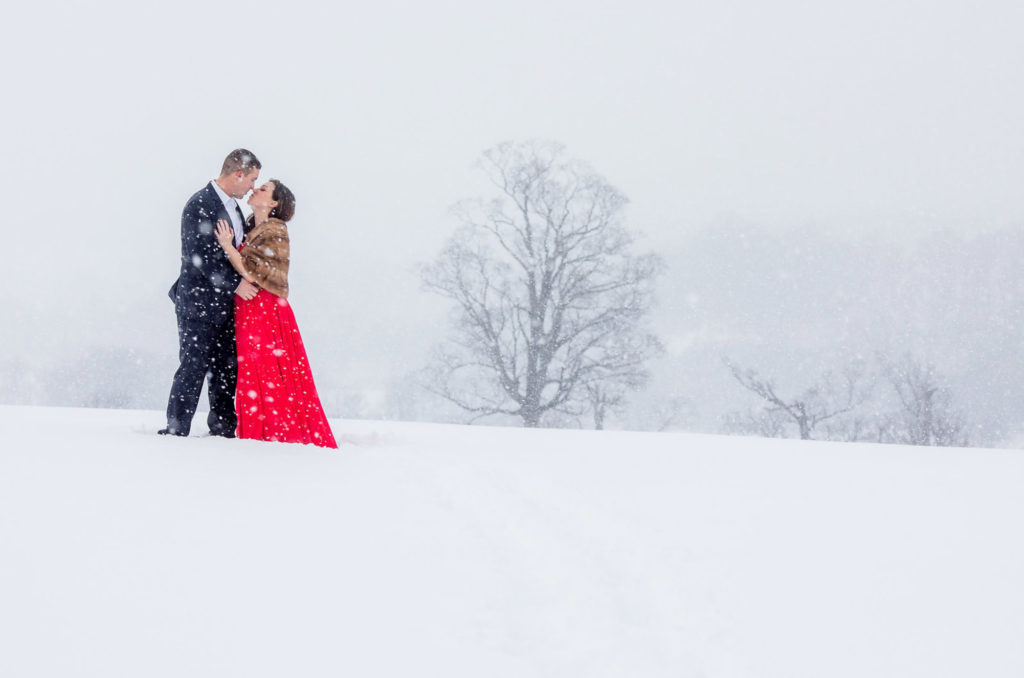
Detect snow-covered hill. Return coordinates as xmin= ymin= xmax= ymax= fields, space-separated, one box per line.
xmin=1 ymin=405 xmax=1021 ymax=677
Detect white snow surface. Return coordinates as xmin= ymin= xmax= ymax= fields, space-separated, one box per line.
xmin=1 ymin=405 xmax=1022 ymax=677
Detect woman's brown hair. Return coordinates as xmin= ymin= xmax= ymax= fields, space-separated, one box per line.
xmin=244 ymin=179 xmax=297 ymax=233
xmin=268 ymin=179 xmax=296 ymax=222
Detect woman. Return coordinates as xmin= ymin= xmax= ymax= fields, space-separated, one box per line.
xmin=214 ymin=180 xmax=338 ymax=449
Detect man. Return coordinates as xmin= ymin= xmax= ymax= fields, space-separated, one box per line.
xmin=160 ymin=149 xmax=261 ymax=437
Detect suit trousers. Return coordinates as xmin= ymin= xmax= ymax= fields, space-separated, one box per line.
xmin=165 ymin=310 xmax=238 ymax=436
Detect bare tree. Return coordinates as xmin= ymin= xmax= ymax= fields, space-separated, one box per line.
xmin=878 ymin=354 xmax=969 ymax=447
xmin=650 ymin=394 xmax=695 ymax=432
xmin=724 ymin=358 xmax=872 ymax=440
xmin=421 ymin=141 xmax=661 ymax=428
xmin=724 ymin=354 xmax=972 ymax=447
xmin=722 ymin=407 xmax=789 ymax=438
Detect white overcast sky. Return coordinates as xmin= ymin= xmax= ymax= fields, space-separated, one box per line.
xmin=3 ymin=0 xmax=1022 ymax=387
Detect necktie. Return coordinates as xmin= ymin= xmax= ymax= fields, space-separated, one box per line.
xmin=233 ymin=202 xmax=245 ymax=246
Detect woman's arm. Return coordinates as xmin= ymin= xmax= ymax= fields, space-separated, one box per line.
xmin=215 ymin=220 xmax=257 ymax=284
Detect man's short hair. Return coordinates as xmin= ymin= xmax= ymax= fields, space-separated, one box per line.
xmin=220 ymin=148 xmax=261 ymax=176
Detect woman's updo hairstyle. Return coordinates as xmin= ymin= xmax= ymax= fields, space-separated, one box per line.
xmin=269 ymin=179 xmax=296 ymax=222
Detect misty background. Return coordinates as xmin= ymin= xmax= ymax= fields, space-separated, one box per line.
xmin=3 ymin=1 xmax=1023 ymax=443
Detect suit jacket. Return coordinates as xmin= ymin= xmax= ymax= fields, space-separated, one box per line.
xmin=168 ymin=183 xmax=242 ymax=323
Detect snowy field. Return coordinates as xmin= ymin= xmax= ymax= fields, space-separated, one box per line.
xmin=1 ymin=405 xmax=1022 ymax=677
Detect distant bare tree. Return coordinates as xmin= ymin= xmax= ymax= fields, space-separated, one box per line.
xmin=585 ymin=383 xmax=622 ymax=431
xmin=651 ymin=394 xmax=695 ymax=432
xmin=421 ymin=140 xmax=661 ymax=427
xmin=724 ymin=358 xmax=872 ymax=440
xmin=819 ymin=410 xmax=877 ymax=444
xmin=877 ymin=354 xmax=969 ymax=447
xmin=722 ymin=407 xmax=789 ymax=438
xmin=614 ymin=391 xmax=694 ymax=432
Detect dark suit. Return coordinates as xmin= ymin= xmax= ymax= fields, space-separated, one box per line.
xmin=163 ymin=183 xmax=244 ymax=436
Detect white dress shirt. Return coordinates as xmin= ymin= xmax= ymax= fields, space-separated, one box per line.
xmin=210 ymin=180 xmax=245 ymax=247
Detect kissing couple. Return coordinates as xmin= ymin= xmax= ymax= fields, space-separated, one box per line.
xmin=160 ymin=149 xmax=337 ymax=449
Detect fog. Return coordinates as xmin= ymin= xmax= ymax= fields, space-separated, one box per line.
xmin=3 ymin=1 xmax=1023 ymax=441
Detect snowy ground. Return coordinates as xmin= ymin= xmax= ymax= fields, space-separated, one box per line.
xmin=1 ymin=405 xmax=1022 ymax=677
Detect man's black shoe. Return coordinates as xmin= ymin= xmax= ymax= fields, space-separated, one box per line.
xmin=158 ymin=428 xmax=187 ymax=437
xmin=209 ymin=430 xmax=236 ymax=439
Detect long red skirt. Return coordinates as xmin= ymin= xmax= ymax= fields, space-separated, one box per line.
xmin=234 ymin=289 xmax=338 ymax=449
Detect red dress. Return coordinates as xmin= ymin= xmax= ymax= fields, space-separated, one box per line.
xmin=234 ymin=286 xmax=338 ymax=449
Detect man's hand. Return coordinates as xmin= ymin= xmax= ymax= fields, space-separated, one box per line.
xmin=235 ymin=280 xmax=259 ymax=300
